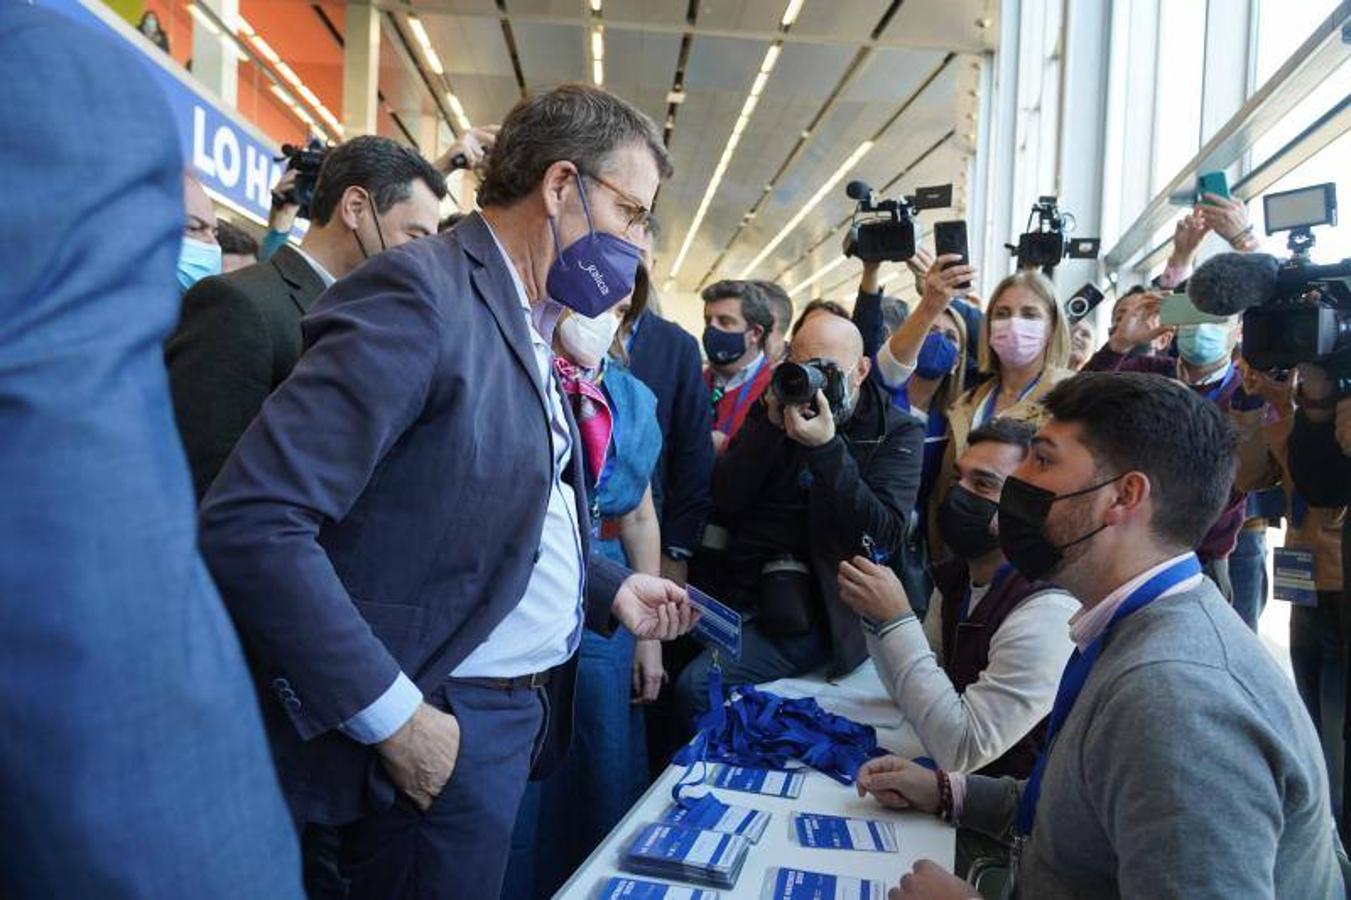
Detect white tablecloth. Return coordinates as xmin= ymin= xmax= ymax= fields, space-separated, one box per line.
xmin=555 ymin=663 xmax=953 ymax=899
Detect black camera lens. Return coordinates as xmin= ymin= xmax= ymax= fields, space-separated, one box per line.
xmin=772 ymin=362 xmax=826 ymax=406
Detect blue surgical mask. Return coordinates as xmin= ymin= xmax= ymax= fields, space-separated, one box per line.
xmin=1176 ymin=323 xmax=1231 ymax=367
xmin=177 ymin=236 xmax=222 ymax=292
xmin=545 ymin=173 xmax=644 ymax=317
xmin=914 ymin=331 xmax=959 ymax=379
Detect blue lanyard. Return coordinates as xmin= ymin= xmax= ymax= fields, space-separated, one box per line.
xmin=980 ymin=375 xmax=1041 ymax=427
xmin=714 ymin=358 xmax=765 ymax=434
xmin=1014 ymin=555 xmax=1202 ymax=836
xmin=1199 ymin=363 xmax=1236 ymax=404
xmin=959 ymin=563 xmax=1014 ymax=623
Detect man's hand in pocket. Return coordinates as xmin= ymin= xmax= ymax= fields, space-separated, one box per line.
xmin=376 ymin=702 xmax=461 ymax=811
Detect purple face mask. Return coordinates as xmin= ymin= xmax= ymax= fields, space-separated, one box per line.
xmin=545 ymin=173 xmax=645 ymax=318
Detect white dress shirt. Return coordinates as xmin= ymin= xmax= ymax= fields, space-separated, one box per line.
xmin=291 ymin=245 xmax=336 ymax=288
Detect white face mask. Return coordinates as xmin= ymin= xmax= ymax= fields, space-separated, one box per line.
xmin=557 ymin=311 xmax=620 ymax=369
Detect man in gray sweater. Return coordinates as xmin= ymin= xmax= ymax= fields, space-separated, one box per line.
xmin=857 ymin=372 xmax=1339 ymax=899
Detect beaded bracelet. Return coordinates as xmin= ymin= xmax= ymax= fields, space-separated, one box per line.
xmin=936 ymin=768 xmax=955 ymax=822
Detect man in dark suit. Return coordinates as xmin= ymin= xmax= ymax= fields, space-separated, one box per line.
xmin=0 ymin=6 xmax=302 ymax=897
xmin=167 ymin=136 xmax=446 ymax=498
xmin=198 ymin=84 xmax=694 ymax=900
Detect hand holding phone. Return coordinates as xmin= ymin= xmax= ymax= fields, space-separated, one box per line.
xmin=933 ymin=221 xmax=971 ymax=292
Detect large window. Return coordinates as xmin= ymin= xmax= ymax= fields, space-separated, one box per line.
xmin=1151 ymin=0 xmax=1207 ymax=194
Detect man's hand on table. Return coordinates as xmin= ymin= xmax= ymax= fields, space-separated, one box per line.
xmin=856 ymin=756 xmax=940 ymax=812
xmin=838 ymin=556 xmax=913 ymax=622
xmin=889 ymin=860 xmax=980 ymax=900
xmin=377 ymin=701 xmax=460 ymax=811
xmin=613 ymin=573 xmax=699 ymax=640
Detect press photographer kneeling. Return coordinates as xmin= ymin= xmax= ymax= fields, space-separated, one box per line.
xmin=677 ymin=308 xmax=924 ymax=719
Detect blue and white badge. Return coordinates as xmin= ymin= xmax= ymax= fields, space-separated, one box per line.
xmin=790 ymin=813 xmax=898 ymax=853
xmin=622 ymin=823 xmax=751 ymax=889
xmin=598 ymin=877 xmax=718 ymax=900
xmin=659 ymin=793 xmax=771 ymax=843
xmin=760 ymin=867 xmax=886 ymax=900
xmin=1273 ymin=548 xmax=1318 ymax=607
xmin=688 ymin=586 xmax=743 ymax=660
xmin=706 ymin=764 xmax=804 ymax=799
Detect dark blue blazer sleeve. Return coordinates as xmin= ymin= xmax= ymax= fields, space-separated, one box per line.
xmin=660 ymin=328 xmax=715 ymax=553
xmin=199 ymin=250 xmax=443 ymax=741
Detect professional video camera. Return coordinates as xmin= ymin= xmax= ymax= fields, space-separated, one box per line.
xmin=842 ymin=181 xmax=952 ymax=263
xmin=1007 ymin=196 xmax=1101 ymax=273
xmin=275 ymin=138 xmax=329 ymax=220
xmin=1188 ymin=182 xmax=1351 ymax=394
xmin=772 ymin=358 xmax=846 ymax=416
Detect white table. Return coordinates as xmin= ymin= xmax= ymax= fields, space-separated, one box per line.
xmin=555 ymin=664 xmax=954 ymax=899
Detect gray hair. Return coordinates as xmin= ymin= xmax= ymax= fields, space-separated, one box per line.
xmin=477 ymin=84 xmax=673 ymax=208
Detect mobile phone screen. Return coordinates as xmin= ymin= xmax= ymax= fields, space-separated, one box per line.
xmin=933 ymin=220 xmax=970 ymax=291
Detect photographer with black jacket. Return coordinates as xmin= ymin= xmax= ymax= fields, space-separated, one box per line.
xmin=676 ymin=307 xmax=923 ymax=719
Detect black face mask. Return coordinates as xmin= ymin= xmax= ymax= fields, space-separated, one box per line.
xmin=997 ymin=473 xmax=1121 ymax=581
xmin=937 ymin=484 xmax=1001 ymax=561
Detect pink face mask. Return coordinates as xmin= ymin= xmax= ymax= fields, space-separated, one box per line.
xmin=989 ymin=317 xmax=1049 ymax=368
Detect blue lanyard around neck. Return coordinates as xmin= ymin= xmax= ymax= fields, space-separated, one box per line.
xmin=1014 ymin=554 xmax=1202 ymax=837
xmin=980 ymin=375 xmax=1041 ymax=427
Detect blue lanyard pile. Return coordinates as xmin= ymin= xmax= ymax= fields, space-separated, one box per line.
xmin=1014 ymin=555 xmax=1201 ymax=836
xmin=670 ymin=665 xmax=887 ymax=806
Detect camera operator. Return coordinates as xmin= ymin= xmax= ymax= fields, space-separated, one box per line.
xmin=167 ymin=135 xmax=446 ymax=499
xmin=1091 ymin=299 xmax=1275 ymax=602
xmin=676 ymin=308 xmax=923 ymax=719
xmin=701 ymin=279 xmax=776 ymax=453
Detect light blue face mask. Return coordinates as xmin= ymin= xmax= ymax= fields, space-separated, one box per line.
xmin=1175 ymin=322 xmax=1232 ymax=367
xmin=177 ymin=236 xmax=222 ymax=292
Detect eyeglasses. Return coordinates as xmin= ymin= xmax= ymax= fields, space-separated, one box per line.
xmin=584 ymin=171 xmax=652 ymax=235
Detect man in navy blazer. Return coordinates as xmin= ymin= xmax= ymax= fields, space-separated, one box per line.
xmin=199 ymin=85 xmax=693 ymax=900
xmin=0 ymin=6 xmax=302 ymax=898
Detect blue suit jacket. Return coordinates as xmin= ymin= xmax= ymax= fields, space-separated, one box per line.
xmin=199 ymin=213 xmax=627 ymax=824
xmin=626 ymin=312 xmax=714 ymax=555
xmin=0 ymin=7 xmax=301 ymax=897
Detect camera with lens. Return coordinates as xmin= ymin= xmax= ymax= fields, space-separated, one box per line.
xmin=843 ymin=181 xmax=952 ymax=263
xmin=772 ymin=358 xmax=846 ymax=414
xmin=1230 ymin=184 xmax=1351 ymax=393
xmin=275 ymin=138 xmax=330 ymax=220
xmin=1007 ymin=196 xmax=1101 ymax=273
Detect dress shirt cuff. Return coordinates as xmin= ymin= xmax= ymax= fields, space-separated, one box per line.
xmin=875 ymin=342 xmax=915 ymax=390
xmin=338 ymin=671 xmax=422 ymax=745
xmin=664 ymin=546 xmax=694 ymax=561
xmin=949 ymin=772 xmax=967 ymax=819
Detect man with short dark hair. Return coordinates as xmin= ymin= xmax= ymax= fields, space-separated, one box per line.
xmin=199 ymin=84 xmax=694 ymax=900
xmin=702 ymin=279 xmax=776 ymax=451
xmin=216 ymin=219 xmax=259 ymax=272
xmin=754 ymin=279 xmax=793 ymax=363
xmin=837 ymin=417 xmax=1077 ymax=780
xmin=861 ymin=372 xmax=1337 ymax=900
xmin=167 ymin=134 xmax=447 ymax=498
xmin=678 ymin=311 xmax=923 ymax=718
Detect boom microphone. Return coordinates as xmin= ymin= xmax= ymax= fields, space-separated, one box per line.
xmin=1187 ymin=252 xmax=1280 ymax=317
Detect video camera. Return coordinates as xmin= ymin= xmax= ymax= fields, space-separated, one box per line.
xmin=843 ymin=181 xmax=952 ymax=263
xmin=1007 ymin=196 xmax=1101 ymax=273
xmin=1188 ymin=183 xmax=1351 ymax=394
xmin=275 ymin=138 xmax=329 ymax=220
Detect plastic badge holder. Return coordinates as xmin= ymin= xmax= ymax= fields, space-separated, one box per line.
xmin=622 ymin=822 xmax=752 ymax=889
xmin=658 ymin=792 xmax=772 ymax=843
xmin=761 ymin=867 xmax=888 ymax=900
xmin=789 ymin=812 xmax=898 ymax=853
xmin=597 ymin=876 xmax=720 ymax=900
xmin=705 ymin=763 xmax=805 ymax=799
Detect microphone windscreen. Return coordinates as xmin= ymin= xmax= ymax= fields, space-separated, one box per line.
xmin=845 ymin=180 xmax=871 ymax=201
xmin=1187 ymin=252 xmax=1280 ymax=317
